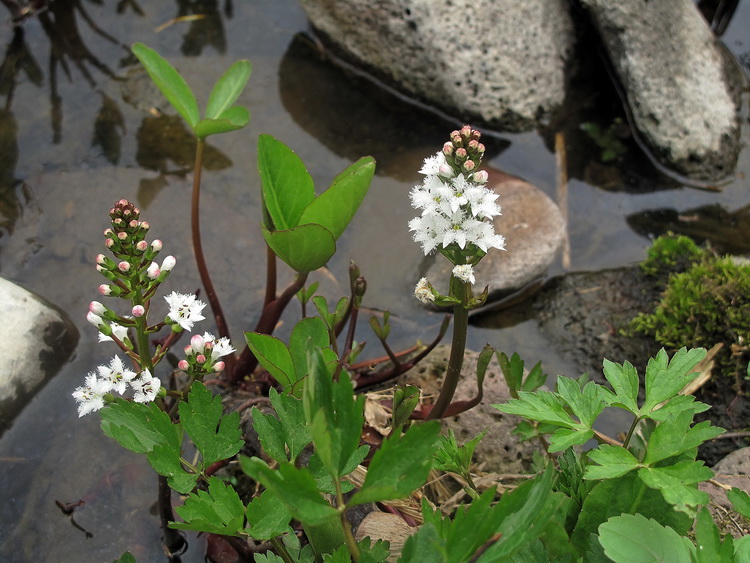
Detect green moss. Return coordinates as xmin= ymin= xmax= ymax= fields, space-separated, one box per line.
xmin=631 ymin=236 xmax=750 ymax=378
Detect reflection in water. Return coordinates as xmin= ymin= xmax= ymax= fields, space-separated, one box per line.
xmin=627 ymin=203 xmax=750 ymax=254
xmin=176 ymin=0 xmax=227 ymax=56
xmin=92 ymin=91 xmax=126 ymax=164
xmin=278 ymin=34 xmax=511 ymax=181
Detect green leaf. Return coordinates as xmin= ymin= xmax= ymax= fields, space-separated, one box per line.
xmin=603 ymin=358 xmax=640 ymax=413
xmin=245 ymin=489 xmax=292 ymax=541
xmin=584 ymin=445 xmax=640 ymax=480
xmin=308 ymin=445 xmax=369 ymax=495
xmin=100 ymin=399 xmax=180 ymax=455
xmin=348 ymin=421 xmax=441 ymax=506
xmin=392 ymin=385 xmax=420 ymax=430
xmin=147 ymin=442 xmax=198 ymax=494
xmin=193 ymin=106 xmax=250 ymax=138
xmin=179 ymin=382 xmax=244 ymax=467
xmin=641 ymin=348 xmax=706 ymax=415
xmin=245 ymin=331 xmax=295 ymax=388
xmin=261 ymin=223 xmax=336 ymax=273
xmin=204 ymin=60 xmax=252 ymax=119
xmin=728 ymin=487 xmax=750 ymax=519
xmin=548 ymin=427 xmax=593 ymax=453
xmin=571 ymin=472 xmax=692 ymax=555
xmin=270 ymin=388 xmax=312 ymax=461
xmin=307 ymin=519 xmax=347 ymax=561
xmin=170 ymin=476 xmax=245 ymax=535
xmin=399 ymin=522 xmax=445 ymax=562
xmin=258 ymin=134 xmax=315 ymax=231
xmin=693 ymin=507 xmax=734 ymax=563
xmin=357 ymin=538 xmax=391 ymax=563
xmin=289 ymin=316 xmax=332 ymax=389
xmin=132 ymin=43 xmax=199 ymax=128
xmin=240 ymin=457 xmax=339 ymax=526
xmin=598 ymin=513 xmax=694 ymax=562
xmin=493 ymin=390 xmax=574 ymax=428
xmin=303 ymin=349 xmax=364 ymax=479
xmin=113 ymin=552 xmax=136 ymax=563
xmin=556 ymin=377 xmax=608 ymax=428
xmin=643 ymin=411 xmax=724 ymax=465
xmin=298 ymin=157 xmax=375 ymax=240
xmin=638 ymin=461 xmax=712 ymax=516
xmin=433 ymin=428 xmax=487 ymax=478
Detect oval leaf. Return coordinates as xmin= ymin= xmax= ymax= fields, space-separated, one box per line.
xmin=244 ymin=332 xmax=295 ymax=387
xmin=194 ymin=106 xmax=250 ymax=139
xmin=258 ymin=135 xmax=315 ymax=230
xmin=261 ymin=223 xmax=335 ymax=273
xmin=132 ymin=43 xmax=199 ymax=128
xmin=205 ymin=60 xmax=252 ymax=119
xmin=298 ymin=156 xmax=375 ymax=240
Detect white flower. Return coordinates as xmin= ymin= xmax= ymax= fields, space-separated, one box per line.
xmin=210 ymin=336 xmax=235 ymax=361
xmin=98 ymin=322 xmax=129 ymax=343
xmin=96 ymin=355 xmax=136 ymax=394
xmin=131 ymin=369 xmax=161 ymax=403
xmin=419 ymin=152 xmax=448 ymax=175
xmin=164 ymin=292 xmax=206 ymax=331
xmin=414 ymin=278 xmax=435 ymax=304
xmin=452 ymin=264 xmax=476 ymax=284
xmin=72 ymin=373 xmax=111 ymax=416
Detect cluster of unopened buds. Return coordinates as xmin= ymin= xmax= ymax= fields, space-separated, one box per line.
xmin=409 ymin=126 xmax=505 ymax=306
xmin=178 ymin=332 xmax=235 ymax=377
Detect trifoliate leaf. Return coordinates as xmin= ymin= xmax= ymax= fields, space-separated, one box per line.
xmin=179 ymin=382 xmax=243 ymax=467
xmin=170 ymin=476 xmax=245 ymax=535
xmin=252 ymin=388 xmax=311 ymax=463
xmin=584 ymin=445 xmax=640 ymax=480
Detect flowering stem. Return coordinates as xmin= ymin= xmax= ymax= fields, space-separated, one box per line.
xmin=426 ymin=278 xmax=469 ymax=420
xmin=191 ymin=138 xmax=235 ymax=374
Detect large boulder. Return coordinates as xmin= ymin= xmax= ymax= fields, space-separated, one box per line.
xmin=578 ymin=0 xmax=742 ymax=180
xmin=298 ymin=0 xmax=576 ymax=131
xmin=0 ymin=278 xmax=79 ymax=431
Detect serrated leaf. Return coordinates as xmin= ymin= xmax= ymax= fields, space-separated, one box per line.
xmin=251 ymin=407 xmax=288 ymax=464
xmin=584 ymin=445 xmax=640 ymax=480
xmin=643 ymin=411 xmax=724 ymax=465
xmin=598 ymin=513 xmax=694 ymax=562
xmin=303 ymin=349 xmax=364 ymax=479
xmin=433 ymin=428 xmax=487 ymax=478
xmin=548 ymin=427 xmax=593 ymax=453
xmin=556 ymin=377 xmax=607 ymax=428
xmin=267 ymin=388 xmax=312 ymax=462
xmin=693 ymin=507 xmax=733 ymax=563
xmin=641 ymin=348 xmax=706 ymax=415
xmin=399 ymin=522 xmax=445 ymax=563
xmin=179 ymin=382 xmax=243 ymax=467
xmin=204 ymin=60 xmax=251 ymax=119
xmin=240 ymin=456 xmax=339 ymax=526
xmin=147 ymin=442 xmax=198 ymax=494
xmin=132 ymin=43 xmax=199 ymax=128
xmin=245 ymin=331 xmax=295 ymax=388
xmin=297 ymin=157 xmax=375 ymax=240
xmin=258 ymin=134 xmax=315 ymax=231
xmin=308 ymin=445 xmax=368 ymax=495
xmin=638 ymin=461 xmax=712 ymax=515
xmin=493 ymin=390 xmax=574 ymax=428
xmin=357 ymin=538 xmax=390 ymax=563
xmin=171 ymin=476 xmax=245 ymax=535
xmin=603 ymin=358 xmax=640 ymax=413
xmin=100 ymin=399 xmax=180 ymax=454
xmin=245 ymin=489 xmax=292 ymax=541
xmin=348 ymin=421 xmax=440 ymax=506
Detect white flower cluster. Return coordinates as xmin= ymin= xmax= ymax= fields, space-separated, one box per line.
xmin=178 ymin=332 xmax=235 ymax=374
xmin=408 ymin=152 xmax=505 ymax=255
xmin=165 ymin=291 xmax=206 ymax=331
xmin=73 ymin=355 xmax=161 ymax=416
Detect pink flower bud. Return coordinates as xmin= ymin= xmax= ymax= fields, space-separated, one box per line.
xmin=213 ymin=361 xmax=225 ymax=372
xmin=438 ymin=163 xmax=454 ymax=178
xmin=477 ymin=143 xmax=485 ymax=154
xmin=140 ymin=221 xmax=150 ymax=231
xmin=131 ymin=305 xmax=145 ymax=317
xmin=463 ymin=160 xmax=476 ymax=172
xmin=117 ymin=232 xmax=128 ymax=241
xmin=99 ymin=284 xmax=112 ymax=296
xmin=468 ymin=139 xmax=479 ymax=151
xmin=113 ymin=218 xmax=124 ymax=227
xmin=184 ymin=344 xmax=193 ymax=355
xmin=146 ymin=262 xmax=160 ymax=279
xmin=196 ymin=354 xmax=206 ymax=365
xmin=178 ymin=359 xmax=190 ymax=371
xmin=161 ymin=255 xmax=176 ymax=272
xmin=96 ymin=254 xmax=107 ymax=265
xmin=473 ymin=170 xmax=489 ymax=183
xmin=442 ymin=142 xmax=454 ymax=156
xmin=118 ymin=261 xmax=130 ymax=273
xmin=96 ymin=265 xmax=106 ymax=274
xmin=117 ymin=198 xmax=128 ymax=207
xmin=191 ymin=334 xmax=205 ymax=353
xmin=105 ymin=238 xmax=115 ymax=248
xmin=151 ymin=239 xmax=163 ymax=252
xmin=103 ymin=228 xmax=113 ymax=236
xmin=455 ymin=148 xmax=467 ymax=160
xmin=86 ymin=311 xmax=104 ymax=327
xmin=136 ymin=240 xmax=148 ymax=252
xmin=89 ymin=301 xmax=106 ymax=315
xmin=460 ymin=125 xmax=472 ymax=140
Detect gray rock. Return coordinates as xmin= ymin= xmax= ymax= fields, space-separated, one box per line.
xmin=403 ymin=345 xmax=542 ymax=474
xmin=424 ymin=176 xmax=565 ymax=301
xmin=0 ymin=278 xmax=79 ymax=430
xmin=298 ymin=0 xmax=576 ymax=131
xmin=579 ymin=0 xmax=742 ymax=180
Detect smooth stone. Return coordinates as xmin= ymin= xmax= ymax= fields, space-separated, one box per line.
xmin=298 ymin=0 xmax=576 ymax=131
xmin=403 ymin=345 xmax=542 ymax=475
xmin=579 ymin=0 xmax=742 ymax=180
xmin=0 ymin=277 xmax=79 ymax=430
xmin=423 ymin=176 xmax=565 ymax=302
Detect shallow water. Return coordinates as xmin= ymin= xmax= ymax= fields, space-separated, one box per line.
xmin=0 ymin=1 xmax=748 ymax=561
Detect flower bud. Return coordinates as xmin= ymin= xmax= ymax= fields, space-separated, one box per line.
xmin=146 ymin=262 xmax=160 ymax=279
xmin=455 ymin=148 xmax=467 ymax=161
xmin=161 ymin=255 xmax=176 ymax=271
xmin=99 ymin=284 xmax=112 ymax=296
xmin=131 ymin=305 xmax=145 ymax=317
xmin=473 ymin=170 xmax=489 ymax=184
xmin=89 ymin=301 xmax=107 ymax=315
xmin=140 ymin=221 xmax=150 ymax=231
xmin=477 ymin=143 xmax=485 ymax=154
xmin=460 ymin=125 xmax=472 ymax=140
xmin=463 ymin=160 xmax=476 ymax=172
xmin=442 ymin=142 xmax=454 ymax=156
xmin=213 ymin=361 xmax=225 ymax=372
xmin=118 ymin=261 xmax=130 ymax=273
xmin=184 ymin=344 xmax=193 ymax=355
xmin=117 ymin=232 xmax=128 ymax=241
xmin=86 ymin=311 xmax=105 ymax=328
xmin=196 ymin=354 xmax=206 ymax=365
xmin=191 ymin=334 xmax=205 ymax=353
xmin=151 ymin=239 xmax=163 ymax=252
xmin=468 ymin=139 xmax=479 ymax=151
xmin=96 ymin=254 xmax=107 ymax=265
xmin=104 ymin=238 xmax=115 ymax=248
xmin=135 ymin=240 xmax=148 ymax=253
xmin=178 ymin=359 xmax=190 ymax=371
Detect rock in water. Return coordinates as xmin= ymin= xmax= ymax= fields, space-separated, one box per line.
xmin=298 ymin=0 xmax=576 ymax=131
xmin=579 ymin=0 xmax=742 ymax=180
xmin=0 ymin=278 xmax=79 ymax=431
